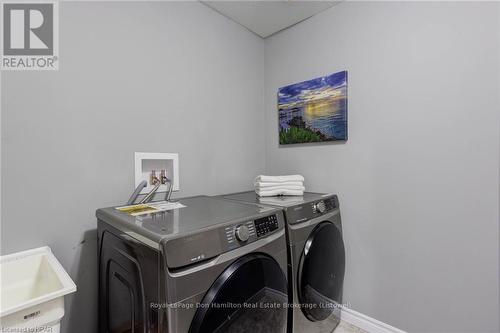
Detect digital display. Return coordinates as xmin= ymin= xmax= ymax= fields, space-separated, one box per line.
xmin=254 ymin=215 xmax=279 ymax=237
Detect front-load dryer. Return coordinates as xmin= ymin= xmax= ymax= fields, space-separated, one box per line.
xmin=218 ymin=192 xmax=345 ymax=333
xmin=97 ymin=195 xmax=289 ymax=333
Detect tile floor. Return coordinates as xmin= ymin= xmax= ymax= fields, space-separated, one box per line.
xmin=334 ymin=321 xmax=368 ymax=333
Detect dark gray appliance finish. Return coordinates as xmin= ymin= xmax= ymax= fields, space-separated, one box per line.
xmin=97 ymin=196 xmax=283 ymax=268
xmin=218 ymin=191 xmax=345 ymax=333
xmin=218 ymin=191 xmax=327 ymax=208
xmin=97 ymin=195 xmax=289 ymax=333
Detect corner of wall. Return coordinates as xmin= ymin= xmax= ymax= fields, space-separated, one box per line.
xmin=262 ymin=38 xmax=269 ymax=175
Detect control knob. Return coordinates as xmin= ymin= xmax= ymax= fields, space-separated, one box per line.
xmin=235 ymin=225 xmax=250 ymax=242
xmin=314 ymin=201 xmax=326 ymax=213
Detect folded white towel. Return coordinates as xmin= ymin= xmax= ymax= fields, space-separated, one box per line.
xmin=256 ymin=188 xmax=305 ymax=197
xmin=254 ymin=181 xmax=304 ymax=188
xmin=254 ymin=175 xmax=305 ymax=183
xmin=254 ymin=184 xmax=305 ymax=191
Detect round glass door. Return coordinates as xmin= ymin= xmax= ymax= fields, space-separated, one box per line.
xmin=189 ymin=253 xmax=288 ymax=333
xmin=298 ymin=222 xmax=345 ymax=322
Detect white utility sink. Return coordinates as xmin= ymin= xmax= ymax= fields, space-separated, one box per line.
xmin=0 ymin=246 xmax=76 ymax=332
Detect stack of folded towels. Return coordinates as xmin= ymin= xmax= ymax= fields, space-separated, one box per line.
xmin=254 ymin=175 xmax=305 ymax=197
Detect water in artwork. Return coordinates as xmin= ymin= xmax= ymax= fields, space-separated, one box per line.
xmin=278 ymin=71 xmax=348 ymax=144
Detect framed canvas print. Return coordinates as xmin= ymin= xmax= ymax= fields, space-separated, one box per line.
xmin=278 ymin=71 xmax=348 ymax=145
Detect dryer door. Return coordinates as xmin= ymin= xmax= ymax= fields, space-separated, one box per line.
xmin=298 ymin=221 xmax=345 ymax=322
xmin=189 ymin=253 xmax=288 ymax=333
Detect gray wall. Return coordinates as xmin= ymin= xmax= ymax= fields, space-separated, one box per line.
xmin=264 ymin=2 xmax=499 ymax=332
xmin=1 ymin=2 xmax=264 ymax=331
xmin=2 ymin=2 xmax=499 ymax=333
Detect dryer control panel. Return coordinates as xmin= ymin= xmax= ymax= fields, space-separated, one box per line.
xmin=311 ymin=198 xmax=337 ymax=214
xmin=286 ymin=195 xmax=339 ymax=225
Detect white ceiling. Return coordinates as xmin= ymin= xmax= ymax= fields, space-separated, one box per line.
xmin=202 ymin=1 xmax=340 ymax=38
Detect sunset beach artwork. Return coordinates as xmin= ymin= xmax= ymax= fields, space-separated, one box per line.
xmin=278 ymin=71 xmax=348 ymax=144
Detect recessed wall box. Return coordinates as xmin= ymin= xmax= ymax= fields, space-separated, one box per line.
xmin=134 ymin=152 xmax=179 ymax=194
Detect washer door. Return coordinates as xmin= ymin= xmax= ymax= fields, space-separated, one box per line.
xmin=298 ymin=221 xmax=345 ymax=322
xmin=189 ymin=253 xmax=287 ymax=333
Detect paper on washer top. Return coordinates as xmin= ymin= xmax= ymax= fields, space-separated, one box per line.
xmin=116 ymin=201 xmax=186 ymax=216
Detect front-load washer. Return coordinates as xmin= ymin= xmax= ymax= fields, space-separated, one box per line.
xmin=218 ymin=192 xmax=345 ymax=333
xmin=97 ymin=195 xmax=289 ymax=333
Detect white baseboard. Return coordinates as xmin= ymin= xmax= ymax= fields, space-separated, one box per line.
xmin=341 ymin=307 xmax=407 ymax=333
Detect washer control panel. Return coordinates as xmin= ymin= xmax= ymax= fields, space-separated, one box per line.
xmin=254 ymin=214 xmax=279 ymax=237
xmin=165 ymin=211 xmax=284 ymax=268
xmin=224 ymin=220 xmax=256 ymax=245
xmin=223 ymin=214 xmax=279 ymax=250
